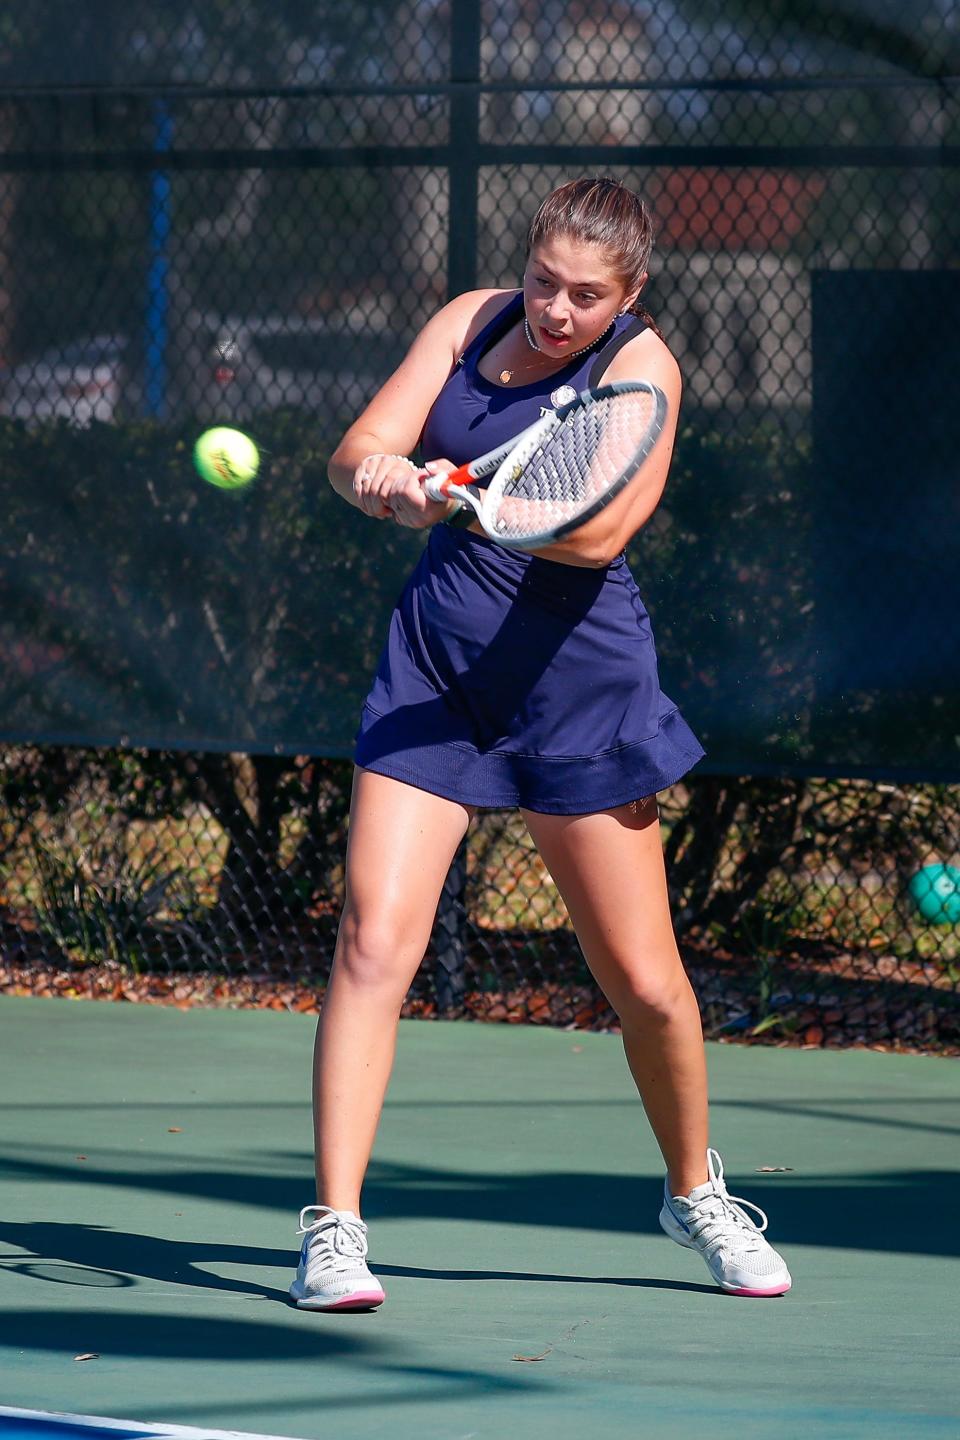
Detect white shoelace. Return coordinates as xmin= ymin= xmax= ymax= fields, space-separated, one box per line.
xmin=297 ymin=1205 xmax=368 ymax=1263
xmin=682 ymin=1149 xmax=770 ymax=1258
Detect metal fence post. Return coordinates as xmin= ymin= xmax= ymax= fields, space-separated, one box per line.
xmin=447 ymin=0 xmax=481 ymax=299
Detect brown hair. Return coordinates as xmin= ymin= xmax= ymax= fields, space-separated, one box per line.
xmin=526 ymin=176 xmax=664 ymax=340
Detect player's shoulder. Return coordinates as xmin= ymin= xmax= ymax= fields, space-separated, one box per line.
xmin=434 ymin=286 xmax=518 ymax=331
xmin=432 ymin=287 xmax=516 ymax=347
xmin=605 ymin=321 xmax=681 ymax=394
xmin=445 ymin=286 xmax=516 ymax=318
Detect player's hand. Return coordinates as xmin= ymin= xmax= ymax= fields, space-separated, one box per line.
xmin=387 ymin=458 xmax=455 ymax=530
xmin=352 ymin=453 xmax=420 ymax=519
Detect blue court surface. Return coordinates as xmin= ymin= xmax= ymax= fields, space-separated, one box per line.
xmin=2 ymin=995 xmax=959 ymax=1439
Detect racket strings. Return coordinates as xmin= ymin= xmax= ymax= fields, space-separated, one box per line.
xmin=491 ymin=390 xmax=659 ymax=539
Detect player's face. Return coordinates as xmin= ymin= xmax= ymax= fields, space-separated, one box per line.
xmin=523 ymin=234 xmax=638 ymax=356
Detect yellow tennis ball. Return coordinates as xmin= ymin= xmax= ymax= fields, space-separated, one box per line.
xmin=193 ymin=427 xmax=259 ymax=490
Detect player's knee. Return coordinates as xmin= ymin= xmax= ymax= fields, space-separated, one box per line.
xmin=608 ymin=962 xmax=690 ymax=1026
xmin=334 ymin=908 xmax=425 ymax=992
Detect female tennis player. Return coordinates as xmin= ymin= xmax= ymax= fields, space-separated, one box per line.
xmin=289 ymin=177 xmax=791 ymax=1309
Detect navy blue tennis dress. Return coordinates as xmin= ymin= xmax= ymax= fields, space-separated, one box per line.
xmin=354 ymin=293 xmax=704 ymax=814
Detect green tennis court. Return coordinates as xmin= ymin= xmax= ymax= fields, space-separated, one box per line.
xmin=2 ymin=994 xmax=958 ymax=1439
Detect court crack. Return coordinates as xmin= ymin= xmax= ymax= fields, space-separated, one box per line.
xmin=512 ymin=1313 xmax=607 ymax=1363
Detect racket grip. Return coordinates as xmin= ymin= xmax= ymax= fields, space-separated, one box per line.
xmin=422 ymin=475 xmax=449 ymax=502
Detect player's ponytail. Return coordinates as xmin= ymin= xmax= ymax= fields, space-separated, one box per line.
xmin=526 ymin=176 xmax=665 ymax=341
xmin=629 ymin=301 xmax=666 ymax=343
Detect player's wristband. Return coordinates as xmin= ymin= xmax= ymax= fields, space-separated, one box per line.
xmin=443 ymin=499 xmax=475 ymax=529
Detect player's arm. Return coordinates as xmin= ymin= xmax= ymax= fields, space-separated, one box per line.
xmin=328 ymin=289 xmax=509 ymax=517
xmin=532 ymin=330 xmax=682 ymax=568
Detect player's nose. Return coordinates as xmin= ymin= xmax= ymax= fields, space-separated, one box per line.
xmin=544 ymin=298 xmax=571 ymax=326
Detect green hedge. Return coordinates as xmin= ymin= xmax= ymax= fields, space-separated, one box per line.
xmin=0 ymin=409 xmax=816 ymax=769
xmin=4 ymin=408 xmax=956 ymax=775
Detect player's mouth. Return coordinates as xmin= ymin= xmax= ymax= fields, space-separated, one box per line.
xmin=536 ymin=324 xmax=572 ymax=349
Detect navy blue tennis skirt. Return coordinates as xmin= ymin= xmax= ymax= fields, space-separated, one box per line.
xmin=354 ymin=524 xmax=704 ymax=814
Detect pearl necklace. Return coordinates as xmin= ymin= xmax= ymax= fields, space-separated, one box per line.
xmin=497 ymin=316 xmax=615 ymax=385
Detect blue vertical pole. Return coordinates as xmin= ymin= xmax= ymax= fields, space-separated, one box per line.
xmin=146 ymin=100 xmax=172 ymax=418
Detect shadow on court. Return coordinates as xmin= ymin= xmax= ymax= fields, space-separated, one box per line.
xmin=0 ymin=1218 xmax=720 ymax=1305
xmin=0 ymin=1309 xmax=542 ymax=1419
xmin=1 ymin=1154 xmax=958 ymax=1259
xmin=1 ymin=996 xmax=959 ymax=1440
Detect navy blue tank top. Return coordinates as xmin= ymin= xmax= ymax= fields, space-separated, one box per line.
xmin=421 ymin=292 xmax=648 ymax=467
xmin=355 ymin=290 xmax=706 ymax=808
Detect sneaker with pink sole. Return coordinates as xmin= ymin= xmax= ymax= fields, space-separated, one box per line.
xmin=660 ymin=1149 xmax=792 ymax=1297
xmin=289 ymin=1205 xmax=386 ymax=1311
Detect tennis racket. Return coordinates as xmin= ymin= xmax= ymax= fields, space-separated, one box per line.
xmin=422 ymin=380 xmax=668 ymax=551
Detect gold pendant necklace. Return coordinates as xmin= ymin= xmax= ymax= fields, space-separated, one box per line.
xmin=498 ymin=317 xmax=611 ymax=385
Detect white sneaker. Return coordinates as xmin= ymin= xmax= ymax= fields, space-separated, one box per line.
xmin=288 ymin=1205 xmax=386 ymax=1311
xmin=659 ymin=1148 xmax=792 ymax=1297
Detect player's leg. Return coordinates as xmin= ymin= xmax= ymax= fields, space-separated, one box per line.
xmin=522 ymin=796 xmax=708 ymax=1194
xmin=291 ymin=767 xmax=473 ymax=1311
xmin=522 ymin=796 xmax=791 ymax=1296
xmin=315 ymin=766 xmax=474 ymax=1210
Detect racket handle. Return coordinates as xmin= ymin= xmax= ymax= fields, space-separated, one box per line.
xmin=423 ymin=465 xmax=472 ymax=502
xmin=422 ymin=474 xmax=450 ymax=502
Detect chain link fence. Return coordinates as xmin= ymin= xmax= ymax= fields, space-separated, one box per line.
xmin=1 ymin=4 xmax=957 ymax=435
xmin=0 ymin=3 xmax=958 ymax=1046
xmin=1 ymin=745 xmax=957 ymax=1050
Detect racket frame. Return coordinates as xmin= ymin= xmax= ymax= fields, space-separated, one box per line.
xmin=423 ymin=380 xmax=668 ymax=550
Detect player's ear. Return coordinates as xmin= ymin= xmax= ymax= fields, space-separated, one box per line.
xmin=621 ymin=271 xmax=647 ymax=314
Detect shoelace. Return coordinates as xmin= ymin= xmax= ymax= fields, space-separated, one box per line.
xmin=297 ymin=1205 xmax=368 ymax=1261
xmin=683 ymin=1149 xmax=770 ymax=1257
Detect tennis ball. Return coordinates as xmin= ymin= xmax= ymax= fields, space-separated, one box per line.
xmin=193 ymin=427 xmax=259 ymax=490
xmin=907 ymin=863 xmax=960 ymax=926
